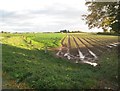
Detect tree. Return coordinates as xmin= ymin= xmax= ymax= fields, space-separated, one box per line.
xmin=60 ymin=30 xmax=69 ymax=33
xmin=83 ymin=1 xmax=120 ymax=33
xmin=1 ymin=31 xmax=4 ymax=33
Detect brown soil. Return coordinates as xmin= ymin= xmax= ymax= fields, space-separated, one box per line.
xmin=52 ymin=35 xmax=118 ymax=63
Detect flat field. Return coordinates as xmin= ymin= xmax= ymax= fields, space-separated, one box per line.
xmin=1 ymin=33 xmax=119 ymax=89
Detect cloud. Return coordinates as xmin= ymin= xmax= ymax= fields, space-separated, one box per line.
xmin=0 ymin=0 xmax=102 ymax=32
xmin=31 ymin=4 xmax=87 ymax=18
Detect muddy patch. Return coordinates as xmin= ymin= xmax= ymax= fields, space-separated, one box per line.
xmin=55 ymin=35 xmax=119 ymax=67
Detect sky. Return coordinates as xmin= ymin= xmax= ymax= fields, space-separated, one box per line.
xmin=0 ymin=0 xmax=103 ymax=33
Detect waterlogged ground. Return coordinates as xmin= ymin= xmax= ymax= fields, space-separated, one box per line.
xmin=56 ymin=33 xmax=118 ymax=66
xmin=1 ymin=33 xmax=119 ymax=89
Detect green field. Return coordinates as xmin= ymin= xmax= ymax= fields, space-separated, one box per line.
xmin=1 ymin=33 xmax=119 ymax=89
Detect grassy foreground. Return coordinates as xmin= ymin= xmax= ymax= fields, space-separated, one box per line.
xmin=1 ymin=33 xmax=118 ymax=89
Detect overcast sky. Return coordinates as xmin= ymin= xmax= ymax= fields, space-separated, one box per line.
xmin=0 ymin=0 xmax=103 ymax=32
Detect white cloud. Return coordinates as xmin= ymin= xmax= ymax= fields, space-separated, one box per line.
xmin=0 ymin=0 xmax=102 ymax=32
xmin=0 ymin=0 xmax=87 ymax=11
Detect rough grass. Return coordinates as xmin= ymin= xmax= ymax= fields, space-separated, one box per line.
xmin=2 ymin=44 xmax=97 ymax=89
xmin=1 ymin=33 xmax=119 ymax=90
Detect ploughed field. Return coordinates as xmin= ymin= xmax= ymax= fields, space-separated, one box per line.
xmin=56 ymin=33 xmax=118 ymax=66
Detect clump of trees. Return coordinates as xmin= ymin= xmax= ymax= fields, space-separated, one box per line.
xmin=83 ymin=1 xmax=120 ymax=34
xmin=60 ymin=30 xmax=70 ymax=33
xmin=60 ymin=30 xmax=83 ymax=33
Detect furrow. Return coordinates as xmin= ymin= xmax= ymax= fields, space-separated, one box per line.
xmin=89 ymin=37 xmax=118 ymax=48
xmin=72 ymin=36 xmax=85 ymax=60
xmin=86 ymin=37 xmax=110 ymax=51
xmin=56 ymin=36 xmax=68 ymax=56
xmin=61 ymin=36 xmax=67 ymax=46
xmin=77 ymin=37 xmax=99 ymax=57
xmin=81 ymin=38 xmax=103 ymax=53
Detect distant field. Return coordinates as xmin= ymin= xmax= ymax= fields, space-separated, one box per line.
xmin=1 ymin=33 xmax=119 ymax=89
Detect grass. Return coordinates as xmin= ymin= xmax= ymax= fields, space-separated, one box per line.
xmin=2 ymin=44 xmax=97 ymax=89
xmin=1 ymin=33 xmax=119 ymax=89
xmin=96 ymin=47 xmax=118 ymax=89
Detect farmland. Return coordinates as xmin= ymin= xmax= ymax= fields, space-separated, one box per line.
xmin=1 ymin=33 xmax=119 ymax=89
xmin=57 ymin=33 xmax=118 ymax=65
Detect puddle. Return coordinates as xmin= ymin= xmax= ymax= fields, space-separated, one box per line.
xmin=88 ymin=49 xmax=97 ymax=59
xmin=64 ymin=53 xmax=71 ymax=60
xmin=107 ymin=45 xmax=113 ymax=48
xmin=82 ymin=60 xmax=98 ymax=67
xmin=110 ymin=44 xmax=117 ymax=47
xmin=78 ymin=49 xmax=85 ymax=60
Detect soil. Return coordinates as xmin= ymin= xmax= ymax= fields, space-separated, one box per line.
xmin=53 ymin=35 xmax=119 ymax=65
